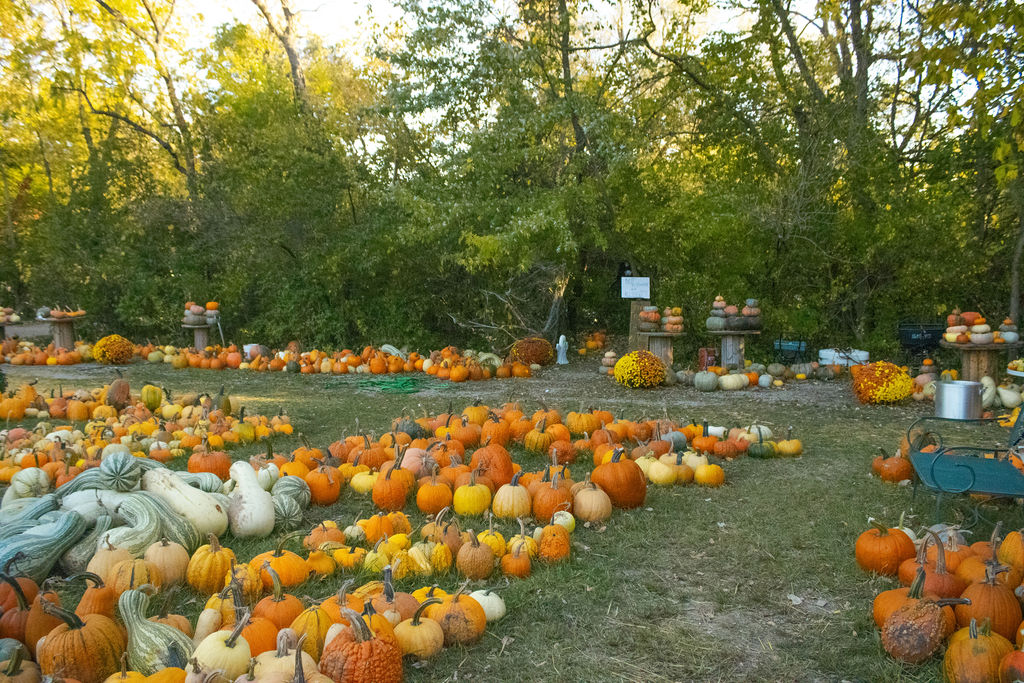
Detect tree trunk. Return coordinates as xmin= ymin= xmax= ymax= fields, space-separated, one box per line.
xmin=556 ymin=0 xmax=587 ymax=155
xmin=1009 ymin=180 xmax=1024 ymax=324
xmin=250 ymin=0 xmax=309 ymax=108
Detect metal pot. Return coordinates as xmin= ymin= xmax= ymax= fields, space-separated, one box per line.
xmin=935 ymin=380 xmax=983 ymax=420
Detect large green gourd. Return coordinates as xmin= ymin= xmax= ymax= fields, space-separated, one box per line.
xmin=273 ymin=494 xmax=303 ymax=531
xmin=271 ymin=476 xmax=311 ymax=508
xmin=118 ymin=586 xmax=194 ymax=674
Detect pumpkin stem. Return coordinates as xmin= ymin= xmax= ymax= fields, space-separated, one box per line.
xmin=65 ymin=571 xmax=106 ymax=589
xmin=411 ymin=597 xmax=441 ymax=626
xmin=927 ymin=530 xmax=949 ymax=575
xmin=989 ymin=521 xmax=1003 ymax=551
xmin=907 ymin=567 xmax=926 ymax=600
xmin=338 ymin=606 xmax=372 ymax=642
xmin=257 ymin=564 xmax=283 ymax=604
xmin=275 ymin=530 xmax=305 ymax=556
xmin=869 ymin=520 xmax=891 ymax=535
xmin=39 ymin=596 xmax=84 ymax=630
xmin=208 ymin=533 xmax=221 ymax=554
xmin=274 ymin=628 xmax=296 ymax=657
xmin=0 ymin=573 xmax=29 ymax=610
xmin=290 ymin=635 xmax=307 ymax=683
xmin=382 ymin=565 xmax=395 ymax=602
xmin=3 ymin=646 xmax=22 ymax=677
xmin=224 ymin=608 xmax=249 ymax=648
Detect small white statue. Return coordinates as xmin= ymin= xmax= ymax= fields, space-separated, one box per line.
xmin=556 ymin=335 xmax=569 ymax=365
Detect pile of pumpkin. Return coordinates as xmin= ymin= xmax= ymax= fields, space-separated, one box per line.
xmin=1 ymin=339 xmax=91 ymax=366
xmin=576 ymin=331 xmax=607 ymax=356
xmin=0 ymin=380 xmax=290 ymax=481
xmin=135 ymin=342 xmax=540 ymax=380
xmin=857 ymin=518 xmax=1024 ymax=680
xmin=0 ymin=467 xmax=505 ymax=682
xmin=944 ymin=309 xmax=1019 ymax=345
xmin=705 ymin=296 xmax=761 ymax=331
xmin=675 ymin=361 xmax=843 ymax=391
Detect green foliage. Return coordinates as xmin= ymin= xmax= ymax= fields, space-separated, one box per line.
xmin=0 ymin=0 xmax=1020 ymax=356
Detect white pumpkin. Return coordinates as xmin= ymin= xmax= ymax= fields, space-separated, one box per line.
xmin=998 ymin=385 xmax=1023 ymax=409
xmin=680 ymin=451 xmax=708 ymax=471
xmin=744 ymin=424 xmax=774 ymax=441
xmin=1003 ymin=331 xmax=1021 ymax=344
xmin=971 ymin=324 xmax=992 ymax=334
xmin=718 ymin=373 xmax=748 ymax=391
xmin=256 ymin=462 xmax=280 ymax=491
xmin=469 ymin=589 xmax=506 ymax=622
xmin=101 ymin=443 xmax=130 ymax=459
xmin=757 ymin=374 xmax=772 ymax=388
xmin=970 ymin=332 xmax=994 ymax=344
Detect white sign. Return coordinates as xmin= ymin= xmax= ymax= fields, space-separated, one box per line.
xmin=620 ymin=277 xmax=650 ymax=299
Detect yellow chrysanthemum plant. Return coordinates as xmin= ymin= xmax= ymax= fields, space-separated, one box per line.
xmin=92 ymin=334 xmax=134 ymax=365
xmin=613 ymin=350 xmax=666 ymax=388
xmin=852 ymin=361 xmax=913 ymax=404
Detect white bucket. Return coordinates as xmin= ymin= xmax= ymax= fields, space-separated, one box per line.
xmin=818 ymin=348 xmax=869 ymax=366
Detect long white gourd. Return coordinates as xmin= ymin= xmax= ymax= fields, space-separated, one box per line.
xmin=227 ymin=461 xmax=275 ymax=538
xmin=141 ymin=468 xmax=229 ymax=537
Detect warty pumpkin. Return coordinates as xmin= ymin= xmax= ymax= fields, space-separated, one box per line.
xmin=318 ymin=607 xmax=403 ymax=683
xmin=186 ymin=535 xmax=236 ymax=595
xmin=881 ymin=568 xmax=968 ymax=663
xmin=431 ymin=588 xmax=487 ymax=646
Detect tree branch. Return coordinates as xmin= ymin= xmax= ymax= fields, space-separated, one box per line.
xmin=65 ymin=85 xmax=187 ymax=176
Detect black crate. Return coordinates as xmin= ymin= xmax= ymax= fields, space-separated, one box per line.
xmin=898 ymin=322 xmax=944 ymax=350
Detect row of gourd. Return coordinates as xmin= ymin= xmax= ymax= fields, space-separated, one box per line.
xmin=856 ymin=517 xmax=1024 ymax=681
xmin=676 ymin=362 xmax=841 ymax=391
xmin=0 ymin=388 xmax=801 ymax=682
xmin=135 ymin=339 xmax=550 ymax=381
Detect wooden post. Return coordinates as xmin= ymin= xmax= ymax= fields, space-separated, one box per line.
xmin=960 ymin=349 xmax=1001 ymax=382
xmin=628 ymin=299 xmax=649 ymax=352
xmin=51 ymin=320 xmax=75 ymax=351
xmin=720 ymin=334 xmax=743 ymax=369
xmin=647 ymin=335 xmax=674 ymax=366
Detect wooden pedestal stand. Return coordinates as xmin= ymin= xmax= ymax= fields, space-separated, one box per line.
xmin=939 ymin=339 xmax=1022 ymax=382
xmin=183 ymin=324 xmax=211 ymax=350
xmin=37 ymin=316 xmax=85 ymax=351
xmin=708 ymin=329 xmax=761 ymax=369
xmin=637 ymin=332 xmax=684 ymax=366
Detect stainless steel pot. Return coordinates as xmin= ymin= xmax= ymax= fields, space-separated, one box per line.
xmin=935 ymin=380 xmax=983 ymax=420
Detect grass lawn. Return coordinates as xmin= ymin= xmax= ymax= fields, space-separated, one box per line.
xmin=4 ymin=360 xmax=1017 ymax=681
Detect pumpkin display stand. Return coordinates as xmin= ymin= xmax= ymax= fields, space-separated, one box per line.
xmin=637 ymin=331 xmax=683 ymax=367
xmin=40 ymin=315 xmax=85 ymax=351
xmin=940 ymin=339 xmax=1021 ymax=382
xmin=708 ymin=329 xmax=760 ymax=369
xmin=182 ymin=323 xmax=211 ymax=350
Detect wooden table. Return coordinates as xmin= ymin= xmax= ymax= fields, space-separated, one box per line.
xmin=708 ymin=329 xmax=761 ymax=369
xmin=637 ymin=331 xmax=683 ymax=367
xmin=940 ymin=339 xmax=1022 ymax=382
xmin=183 ymin=324 xmax=211 ymax=350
